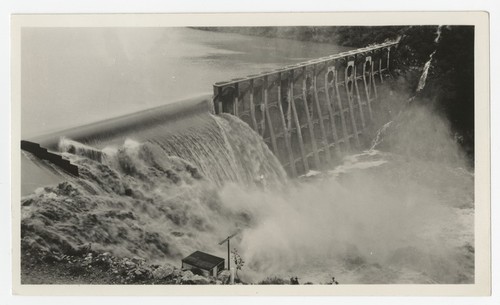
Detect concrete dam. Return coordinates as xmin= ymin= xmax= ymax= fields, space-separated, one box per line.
xmin=213 ymin=41 xmax=398 ymax=176
xmin=21 ymin=41 xmax=398 ymax=179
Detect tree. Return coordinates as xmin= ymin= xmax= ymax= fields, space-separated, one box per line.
xmin=231 ymin=248 xmax=245 ymax=280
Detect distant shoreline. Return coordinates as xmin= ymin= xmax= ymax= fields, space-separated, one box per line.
xmin=191 ymin=26 xmax=404 ymax=47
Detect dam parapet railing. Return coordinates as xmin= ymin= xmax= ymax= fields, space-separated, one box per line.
xmin=213 ymin=40 xmax=399 ymax=177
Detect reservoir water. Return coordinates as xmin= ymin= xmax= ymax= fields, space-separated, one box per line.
xmin=22 ymin=27 xmax=349 ymax=138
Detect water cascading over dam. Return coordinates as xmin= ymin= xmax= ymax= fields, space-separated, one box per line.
xmin=21 ymin=97 xmax=287 ymax=192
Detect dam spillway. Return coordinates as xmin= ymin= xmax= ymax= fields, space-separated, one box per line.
xmin=212 ymin=41 xmax=398 ymax=176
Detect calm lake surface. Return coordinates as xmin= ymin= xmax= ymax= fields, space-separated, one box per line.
xmin=21 ymin=27 xmax=349 ymax=138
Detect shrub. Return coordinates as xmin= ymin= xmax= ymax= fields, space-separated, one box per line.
xmin=258 ymin=276 xmax=288 ymax=285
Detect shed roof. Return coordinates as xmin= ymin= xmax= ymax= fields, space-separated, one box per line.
xmin=182 ymin=251 xmax=225 ymax=270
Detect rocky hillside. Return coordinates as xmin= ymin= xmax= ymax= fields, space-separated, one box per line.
xmin=22 ymin=244 xmax=234 ymax=285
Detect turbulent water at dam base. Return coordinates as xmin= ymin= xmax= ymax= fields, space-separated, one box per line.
xmin=21 ymin=96 xmax=474 ymax=284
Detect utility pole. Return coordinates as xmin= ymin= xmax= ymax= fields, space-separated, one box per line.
xmin=218 ymin=232 xmax=238 ymax=270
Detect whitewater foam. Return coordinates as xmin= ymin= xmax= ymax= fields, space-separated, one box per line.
xmin=21 ymin=101 xmax=473 ymax=284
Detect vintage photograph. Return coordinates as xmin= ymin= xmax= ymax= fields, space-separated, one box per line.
xmin=12 ymin=13 xmax=490 ymax=295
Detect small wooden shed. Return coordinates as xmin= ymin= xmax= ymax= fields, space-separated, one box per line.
xmin=181 ymin=251 xmax=225 ymax=277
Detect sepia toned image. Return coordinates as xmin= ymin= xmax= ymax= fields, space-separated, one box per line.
xmin=11 ymin=12 xmax=490 ymax=296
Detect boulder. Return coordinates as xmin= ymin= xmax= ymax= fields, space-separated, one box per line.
xmin=124 ymin=260 xmax=136 ymax=268
xmin=172 ymin=268 xmax=183 ymax=277
xmin=190 ymin=275 xmax=210 ymax=285
xmin=181 ymin=270 xmax=194 ymax=283
xmin=152 ymin=266 xmax=174 ymax=280
xmin=218 ymin=270 xmax=231 ymax=284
